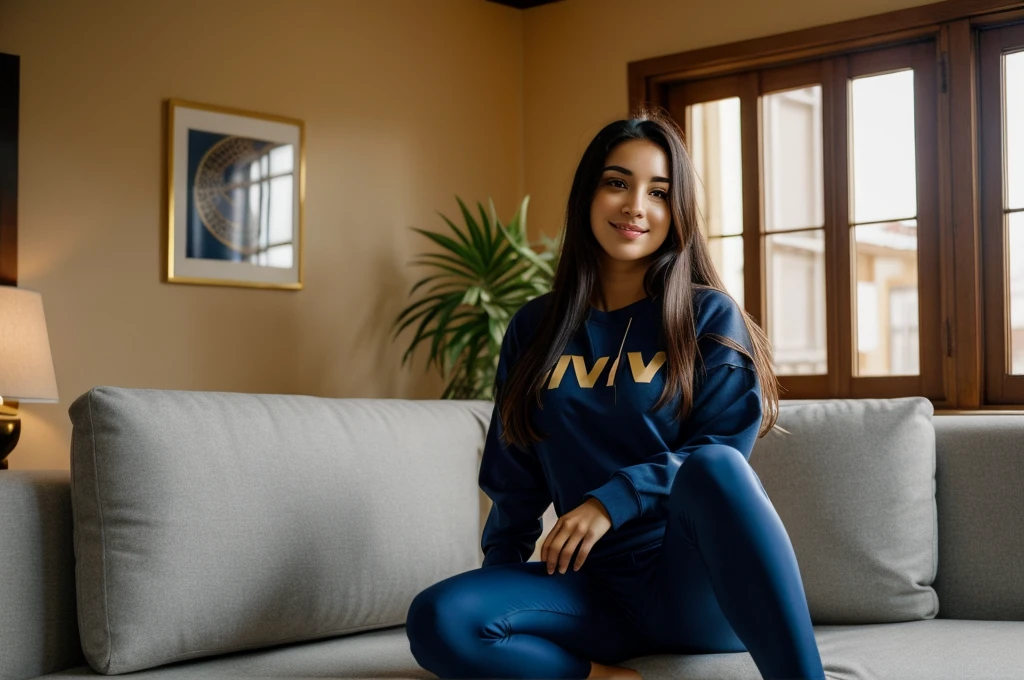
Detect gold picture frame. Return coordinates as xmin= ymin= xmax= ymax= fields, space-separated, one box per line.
xmin=165 ymin=99 xmax=305 ymax=290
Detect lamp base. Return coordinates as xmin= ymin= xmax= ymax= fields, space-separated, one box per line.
xmin=0 ymin=403 xmax=20 ymax=470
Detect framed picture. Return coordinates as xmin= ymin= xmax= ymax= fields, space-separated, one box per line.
xmin=166 ymin=99 xmax=305 ymax=290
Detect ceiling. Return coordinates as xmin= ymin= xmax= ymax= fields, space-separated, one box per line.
xmin=486 ymin=0 xmax=563 ymax=9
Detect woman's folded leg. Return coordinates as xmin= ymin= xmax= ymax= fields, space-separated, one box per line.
xmin=406 ymin=561 xmax=646 ymax=680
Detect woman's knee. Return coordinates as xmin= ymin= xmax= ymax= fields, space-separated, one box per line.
xmin=408 ymin=581 xmax=462 ymax=673
xmin=406 ymin=574 xmax=493 ymax=660
xmin=671 ymin=444 xmax=750 ymax=499
xmin=408 ymin=580 xmax=460 ymax=645
xmin=406 ymin=585 xmax=440 ymax=640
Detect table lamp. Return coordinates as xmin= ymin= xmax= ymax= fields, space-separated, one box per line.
xmin=0 ymin=286 xmax=59 ymax=470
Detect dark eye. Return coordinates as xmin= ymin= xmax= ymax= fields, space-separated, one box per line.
xmin=651 ymin=189 xmax=668 ymax=200
xmin=606 ymin=178 xmax=627 ymax=189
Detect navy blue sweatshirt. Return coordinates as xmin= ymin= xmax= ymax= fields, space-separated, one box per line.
xmin=479 ymin=287 xmax=763 ymax=567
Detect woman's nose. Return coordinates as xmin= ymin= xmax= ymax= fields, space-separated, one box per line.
xmin=622 ymin=194 xmax=644 ymax=218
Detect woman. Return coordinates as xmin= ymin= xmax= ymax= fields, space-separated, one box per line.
xmin=406 ymin=109 xmax=826 ymax=680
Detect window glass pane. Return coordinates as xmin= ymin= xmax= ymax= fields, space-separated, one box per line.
xmin=268 ymin=176 xmax=294 ymax=245
xmin=765 ymin=229 xmax=826 ymax=375
xmin=853 ymin=220 xmax=919 ymax=376
xmin=888 ymin=286 xmax=920 ymax=377
xmin=270 ymin=144 xmax=295 ymax=176
xmin=687 ymin=98 xmax=743 ymax=237
xmin=1010 ymin=213 xmax=1024 ymax=375
xmin=1006 ymin=51 xmax=1024 ymax=210
xmin=708 ymin=236 xmax=744 ymax=307
xmin=763 ymin=86 xmax=824 ymax=232
xmin=254 ymin=244 xmax=293 ymax=269
xmin=851 ymin=70 xmax=917 ymax=223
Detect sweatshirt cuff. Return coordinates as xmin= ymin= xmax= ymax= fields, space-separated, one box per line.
xmin=482 ymin=545 xmax=522 ymax=568
xmin=584 ymin=474 xmax=641 ymax=531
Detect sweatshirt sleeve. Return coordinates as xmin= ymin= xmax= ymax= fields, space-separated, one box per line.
xmin=584 ymin=363 xmax=762 ymax=530
xmin=478 ymin=310 xmax=552 ymax=567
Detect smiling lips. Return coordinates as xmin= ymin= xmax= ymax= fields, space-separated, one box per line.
xmin=611 ymin=222 xmax=648 ymax=239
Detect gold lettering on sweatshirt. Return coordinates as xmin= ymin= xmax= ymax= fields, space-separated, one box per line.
xmin=546 ymin=355 xmax=573 ymax=389
xmin=628 ymin=351 xmax=666 ymax=383
xmin=545 ymin=351 xmax=666 ymax=389
xmin=571 ymin=355 xmax=609 ymax=388
xmin=605 ymin=356 xmax=621 ymax=387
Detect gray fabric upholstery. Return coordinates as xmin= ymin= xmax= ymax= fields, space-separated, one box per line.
xmin=5 ymin=393 xmax=1022 ymax=680
xmin=626 ymin=620 xmax=1024 ymax=680
xmin=749 ymin=398 xmax=938 ymax=624
xmin=36 ymin=626 xmax=431 ymax=679
xmin=68 ymin=387 xmax=491 ymax=675
xmin=33 ymin=621 xmax=1024 ymax=680
xmin=0 ymin=472 xmax=86 ymax=680
xmin=811 ymin=620 xmax=1024 ymax=680
xmin=932 ymin=415 xmax=1024 ymax=620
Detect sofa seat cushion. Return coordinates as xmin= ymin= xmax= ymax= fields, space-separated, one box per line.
xmin=33 ymin=621 xmax=1024 ymax=679
xmin=34 ymin=626 xmax=431 ymax=679
xmin=811 ymin=620 xmax=1024 ymax=680
xmin=623 ymin=620 xmax=1024 ymax=680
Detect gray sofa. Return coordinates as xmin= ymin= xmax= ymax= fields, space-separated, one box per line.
xmin=2 ymin=386 xmax=1023 ymax=680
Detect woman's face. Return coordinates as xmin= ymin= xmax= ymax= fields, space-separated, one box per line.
xmin=589 ymin=139 xmax=672 ymax=266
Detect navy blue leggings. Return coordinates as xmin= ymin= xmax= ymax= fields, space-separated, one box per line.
xmin=406 ymin=445 xmax=825 ymax=679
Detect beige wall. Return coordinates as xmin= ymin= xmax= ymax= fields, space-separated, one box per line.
xmin=2 ymin=0 xmax=945 ymax=470
xmin=0 ymin=0 xmax=524 ymax=469
xmin=521 ymin=0 xmax=941 ymax=242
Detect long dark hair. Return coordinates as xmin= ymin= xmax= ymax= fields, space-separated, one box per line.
xmin=499 ymin=107 xmax=779 ymax=448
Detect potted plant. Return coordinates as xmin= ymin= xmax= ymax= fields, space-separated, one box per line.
xmin=392 ymin=196 xmax=560 ymax=400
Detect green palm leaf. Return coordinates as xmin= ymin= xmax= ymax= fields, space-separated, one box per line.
xmin=393 ymin=195 xmax=560 ymax=399
xmin=408 ymin=256 xmax=477 ymax=280
xmin=408 ymin=273 xmax=468 ymax=297
xmin=408 ymin=227 xmax=483 ymax=275
xmin=456 ymin=197 xmax=493 ymax=265
xmin=435 ymin=214 xmax=486 ymax=272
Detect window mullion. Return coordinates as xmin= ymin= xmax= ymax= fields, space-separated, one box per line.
xmin=912 ymin=39 xmax=950 ymax=403
xmin=820 ymin=56 xmax=842 ymax=398
xmin=942 ymin=20 xmax=980 ymax=409
xmin=740 ymin=72 xmax=762 ymax=329
xmin=832 ymin=55 xmax=854 ymax=398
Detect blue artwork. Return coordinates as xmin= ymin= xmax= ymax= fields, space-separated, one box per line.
xmin=185 ymin=130 xmax=295 ymax=268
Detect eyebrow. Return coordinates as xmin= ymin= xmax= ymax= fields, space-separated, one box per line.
xmin=603 ymin=165 xmax=670 ymax=184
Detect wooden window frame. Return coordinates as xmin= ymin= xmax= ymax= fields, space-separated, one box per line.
xmin=980 ymin=21 xmax=1024 ymax=403
xmin=629 ymin=0 xmax=1024 ymax=409
xmin=843 ymin=42 xmax=946 ymax=402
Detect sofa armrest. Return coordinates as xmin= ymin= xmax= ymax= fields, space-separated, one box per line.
xmin=0 ymin=470 xmax=85 ymax=680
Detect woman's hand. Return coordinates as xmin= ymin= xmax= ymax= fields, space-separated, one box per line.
xmin=540 ymin=498 xmax=612 ymax=574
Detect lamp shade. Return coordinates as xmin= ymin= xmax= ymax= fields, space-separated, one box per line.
xmin=0 ymin=286 xmax=59 ymax=403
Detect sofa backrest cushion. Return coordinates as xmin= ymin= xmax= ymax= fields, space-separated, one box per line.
xmin=750 ymin=397 xmax=938 ymax=624
xmin=932 ymin=415 xmax=1024 ymax=620
xmin=69 ymin=387 xmax=490 ymax=675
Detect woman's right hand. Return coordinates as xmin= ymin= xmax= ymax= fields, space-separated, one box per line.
xmin=539 ymin=498 xmax=612 ymax=574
